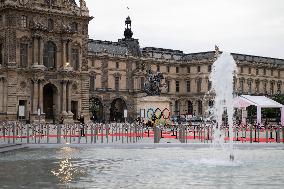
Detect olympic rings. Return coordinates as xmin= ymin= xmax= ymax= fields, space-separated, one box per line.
xmin=146 ymin=108 xmax=171 ymax=120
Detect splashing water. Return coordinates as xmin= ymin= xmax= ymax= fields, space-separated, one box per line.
xmin=209 ymin=52 xmax=237 ymax=159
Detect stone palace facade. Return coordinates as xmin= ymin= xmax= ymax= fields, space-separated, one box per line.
xmin=0 ymin=0 xmax=283 ymax=123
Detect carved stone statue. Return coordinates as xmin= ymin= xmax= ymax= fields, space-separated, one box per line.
xmin=144 ymin=70 xmax=165 ymax=96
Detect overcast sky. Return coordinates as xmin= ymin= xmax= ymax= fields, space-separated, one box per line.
xmin=83 ymin=0 xmax=284 ymax=59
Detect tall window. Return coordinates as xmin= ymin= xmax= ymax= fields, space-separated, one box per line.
xmin=248 ymin=81 xmax=252 ymax=94
xmin=20 ymin=43 xmax=28 ymax=67
xmin=115 ymin=76 xmax=119 ymax=91
xmin=71 ymin=48 xmax=79 ymax=70
xmin=208 ymin=65 xmax=211 ymax=72
xmin=263 ymin=68 xmax=266 ymax=75
xmin=167 ymin=66 xmax=170 ymax=73
xmin=240 ymin=80 xmax=244 ymax=94
xmin=0 ymin=43 xmax=3 ymax=65
xmin=271 ymin=70 xmax=274 ymax=76
xmin=71 ymin=22 xmax=78 ymax=32
xmin=278 ymin=71 xmax=281 ymax=78
xmin=48 ymin=19 xmax=54 ymax=31
xmin=198 ymin=100 xmax=203 ymax=115
xmin=208 ymin=80 xmax=212 ymax=91
xmin=240 ymin=67 xmax=243 ymax=73
xmin=264 ymin=82 xmax=267 ymax=94
xmin=167 ymin=80 xmax=170 ymax=93
xmin=197 ymin=66 xmax=201 ymax=73
xmin=270 ymin=82 xmax=274 ymax=95
xmin=20 ymin=15 xmax=27 ymax=28
xmin=116 ymin=62 xmax=119 ymax=69
xmin=197 ymin=78 xmax=202 ymax=93
xmin=248 ymin=67 xmax=251 ymax=74
xmin=174 ymin=100 xmax=180 ymax=115
xmin=90 ymin=75 xmax=95 ymax=92
xmin=256 ymin=69 xmax=259 ymax=75
xmin=187 ymin=67 xmax=191 ymax=73
xmin=255 ymin=81 xmax=259 ymax=94
xmin=140 ymin=77 xmax=144 ymax=90
xmin=277 ymin=83 xmax=281 ymax=94
xmin=187 ymin=101 xmax=193 ymax=115
xmin=157 ymin=64 xmax=160 ymax=72
xmin=186 ymin=80 xmax=191 ymax=93
xmin=176 ymin=81 xmax=179 ymax=93
xmin=43 ymin=41 xmax=56 ymax=68
xmin=176 ymin=67 xmax=179 ymax=73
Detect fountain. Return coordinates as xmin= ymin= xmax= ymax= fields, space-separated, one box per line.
xmin=209 ymin=48 xmax=237 ymax=160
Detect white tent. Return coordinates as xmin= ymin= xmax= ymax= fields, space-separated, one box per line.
xmin=234 ymin=95 xmax=284 ymax=126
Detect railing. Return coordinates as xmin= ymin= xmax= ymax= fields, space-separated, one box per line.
xmin=0 ymin=121 xmax=283 ymax=144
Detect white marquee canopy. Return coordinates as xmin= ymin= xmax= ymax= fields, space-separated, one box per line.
xmin=234 ymin=95 xmax=284 ymax=126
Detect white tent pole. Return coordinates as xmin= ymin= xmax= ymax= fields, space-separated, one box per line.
xmin=281 ymin=106 xmax=284 ymax=126
xmin=257 ymin=106 xmax=261 ymax=125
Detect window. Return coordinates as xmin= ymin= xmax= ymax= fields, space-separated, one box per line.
xmin=255 ymin=81 xmax=259 ymax=94
xmin=175 ymin=81 xmax=179 ymax=93
xmin=20 ymin=15 xmax=27 ymax=28
xmin=71 ymin=48 xmax=79 ymax=70
xmin=91 ymin=60 xmax=95 ymax=67
xmin=248 ymin=81 xmax=252 ymax=94
xmin=278 ymin=71 xmax=281 ymax=78
xmin=187 ymin=67 xmax=191 ymax=73
xmin=140 ymin=77 xmax=144 ymax=90
xmin=48 ymin=19 xmax=54 ymax=31
xmin=187 ymin=101 xmax=193 ymax=115
xmin=157 ymin=64 xmax=160 ymax=72
xmin=263 ymin=68 xmax=266 ymax=75
xmin=277 ymin=83 xmax=281 ymax=94
xmin=174 ymin=100 xmax=180 ymax=115
xmin=43 ymin=41 xmax=56 ymax=68
xmin=90 ymin=75 xmax=95 ymax=92
xmin=167 ymin=80 xmax=170 ymax=93
xmin=116 ymin=62 xmax=119 ymax=69
xmin=198 ymin=100 xmax=203 ymax=115
xmin=167 ymin=66 xmax=170 ymax=73
xmin=208 ymin=80 xmax=212 ymax=91
xmin=271 ymin=70 xmax=273 ymax=76
xmin=71 ymin=22 xmax=78 ymax=32
xmin=197 ymin=78 xmax=202 ymax=93
xmin=20 ymin=43 xmax=28 ymax=67
xmin=197 ymin=66 xmax=201 ymax=73
xmin=256 ymin=69 xmax=259 ymax=75
xmin=240 ymin=80 xmax=244 ymax=93
xmin=0 ymin=43 xmax=3 ymax=65
xmin=248 ymin=67 xmax=251 ymax=74
xmin=176 ymin=67 xmax=179 ymax=73
xmin=208 ymin=65 xmax=211 ymax=72
xmin=115 ymin=76 xmax=119 ymax=91
xmin=186 ymin=80 xmax=191 ymax=93
xmin=0 ymin=15 xmax=3 ymax=27
xmin=270 ymin=82 xmax=274 ymax=95
xmin=264 ymin=82 xmax=267 ymax=94
xmin=240 ymin=67 xmax=243 ymax=73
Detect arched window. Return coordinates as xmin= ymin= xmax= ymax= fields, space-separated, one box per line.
xmin=43 ymin=41 xmax=56 ymax=68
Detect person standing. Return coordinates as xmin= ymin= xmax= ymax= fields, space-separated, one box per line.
xmin=78 ymin=115 xmax=85 ymax=137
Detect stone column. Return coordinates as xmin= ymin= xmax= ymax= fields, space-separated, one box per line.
xmin=33 ymin=38 xmax=39 ymax=65
xmin=39 ymin=37 xmax=44 ymax=66
xmin=33 ymin=80 xmax=39 ymax=114
xmin=39 ymin=80 xmax=44 ymax=113
xmin=67 ymin=81 xmax=73 ymax=115
xmin=0 ymin=77 xmax=3 ymax=113
xmin=62 ymin=40 xmax=67 ymax=68
xmin=61 ymin=80 xmax=67 ymax=115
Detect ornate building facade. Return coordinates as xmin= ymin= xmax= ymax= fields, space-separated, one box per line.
xmin=0 ymin=0 xmax=283 ymax=123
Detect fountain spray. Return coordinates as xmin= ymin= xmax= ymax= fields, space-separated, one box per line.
xmin=209 ymin=48 xmax=237 ymax=161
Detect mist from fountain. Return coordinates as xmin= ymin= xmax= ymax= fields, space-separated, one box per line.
xmin=209 ymin=52 xmax=237 ymax=160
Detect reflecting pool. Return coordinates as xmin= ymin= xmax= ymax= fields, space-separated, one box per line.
xmin=0 ymin=145 xmax=284 ymax=189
